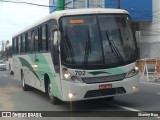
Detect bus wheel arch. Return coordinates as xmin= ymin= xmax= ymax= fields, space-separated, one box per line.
xmin=44 ymin=73 xmax=62 ymax=105
xmin=44 ymin=74 xmax=50 ymax=94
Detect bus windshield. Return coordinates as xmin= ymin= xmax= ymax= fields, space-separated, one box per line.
xmin=60 ymin=14 xmax=138 ymax=69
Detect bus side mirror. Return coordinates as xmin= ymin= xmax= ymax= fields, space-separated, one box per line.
xmin=53 ymin=31 xmax=61 ymax=44
xmin=53 ymin=31 xmax=58 ymax=45
xmin=53 ymin=31 xmax=60 ymax=54
xmin=51 ymin=25 xmax=58 ymax=31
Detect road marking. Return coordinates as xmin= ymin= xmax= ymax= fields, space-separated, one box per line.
xmin=158 ymin=93 xmax=160 ymax=94
xmin=100 ymin=101 xmax=140 ymax=112
xmin=0 ymin=87 xmax=22 ymax=120
xmin=3 ymin=75 xmax=7 ymax=77
xmin=141 ymin=82 xmax=160 ymax=86
xmin=100 ymin=101 xmax=160 ymax=119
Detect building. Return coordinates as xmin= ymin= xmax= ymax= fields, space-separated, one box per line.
xmin=139 ymin=0 xmax=160 ymax=59
xmin=49 ymin=0 xmax=160 ymax=59
xmin=49 ymin=0 xmax=105 ymax=12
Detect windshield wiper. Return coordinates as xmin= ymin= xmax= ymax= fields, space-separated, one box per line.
xmin=84 ymin=29 xmax=91 ymax=66
xmin=105 ymin=31 xmax=124 ymax=62
xmin=62 ymin=33 xmax=75 ymax=63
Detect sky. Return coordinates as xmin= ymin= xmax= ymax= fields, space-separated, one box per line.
xmin=0 ymin=0 xmax=49 ymax=48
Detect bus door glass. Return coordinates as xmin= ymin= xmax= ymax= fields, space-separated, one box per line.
xmin=50 ymin=20 xmax=60 ymax=73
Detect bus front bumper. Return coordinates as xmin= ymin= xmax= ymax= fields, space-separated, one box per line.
xmin=61 ymin=74 xmax=139 ymax=102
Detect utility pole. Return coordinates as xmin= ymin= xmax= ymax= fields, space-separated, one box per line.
xmin=117 ymin=0 xmax=120 ymax=9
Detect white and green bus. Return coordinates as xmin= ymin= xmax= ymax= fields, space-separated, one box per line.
xmin=12 ymin=8 xmax=139 ymax=105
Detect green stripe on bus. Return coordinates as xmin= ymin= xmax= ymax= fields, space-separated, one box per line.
xmin=28 ymin=54 xmax=62 ymax=99
xmin=89 ymin=68 xmax=126 ymax=75
xmin=19 ymin=57 xmax=40 ymax=82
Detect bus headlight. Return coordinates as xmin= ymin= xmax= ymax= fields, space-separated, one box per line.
xmin=32 ymin=64 xmax=38 ymax=68
xmin=63 ymin=67 xmax=84 ymax=82
xmin=135 ymin=66 xmax=139 ymax=71
xmin=68 ymin=93 xmax=73 ymax=98
xmin=125 ymin=67 xmax=139 ymax=78
xmin=63 ymin=67 xmax=71 ymax=80
xmin=64 ymin=72 xmax=71 ymax=79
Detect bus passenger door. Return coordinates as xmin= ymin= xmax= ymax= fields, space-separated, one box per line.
xmin=50 ymin=29 xmax=62 ymax=98
xmin=51 ymin=30 xmax=60 ymax=76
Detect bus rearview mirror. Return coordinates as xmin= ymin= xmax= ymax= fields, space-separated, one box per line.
xmin=51 ymin=25 xmax=58 ymax=31
xmin=54 ymin=31 xmax=58 ymax=45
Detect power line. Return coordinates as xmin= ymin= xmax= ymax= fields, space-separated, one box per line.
xmin=0 ymin=0 xmax=73 ymax=9
xmin=2 ymin=0 xmax=160 ymax=35
xmin=0 ymin=0 xmax=52 ymax=7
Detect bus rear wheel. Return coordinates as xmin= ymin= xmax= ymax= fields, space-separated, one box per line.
xmin=47 ymin=81 xmax=62 ymax=105
xmin=21 ymin=73 xmax=30 ymax=91
xmin=10 ymin=71 xmax=14 ymax=75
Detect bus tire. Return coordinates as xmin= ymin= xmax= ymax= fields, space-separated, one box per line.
xmin=10 ymin=71 xmax=14 ymax=75
xmin=47 ymin=81 xmax=62 ymax=105
xmin=105 ymin=96 xmax=115 ymax=101
xmin=21 ymin=73 xmax=30 ymax=91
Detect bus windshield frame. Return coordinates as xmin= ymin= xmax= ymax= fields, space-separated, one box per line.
xmin=59 ymin=14 xmax=138 ymax=70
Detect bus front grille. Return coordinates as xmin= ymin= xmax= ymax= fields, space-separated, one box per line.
xmin=82 ymin=73 xmax=126 ymax=84
xmin=84 ymin=87 xmax=126 ymax=98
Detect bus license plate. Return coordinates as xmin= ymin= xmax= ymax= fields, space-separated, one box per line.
xmin=99 ymin=84 xmax=112 ymax=90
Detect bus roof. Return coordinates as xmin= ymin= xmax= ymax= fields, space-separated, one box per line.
xmin=13 ymin=8 xmax=129 ymax=37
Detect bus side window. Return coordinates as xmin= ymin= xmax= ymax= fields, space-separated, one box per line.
xmin=18 ymin=36 xmax=21 ymax=54
xmin=16 ymin=37 xmax=18 ymax=54
xmin=39 ymin=27 xmax=42 ymax=51
xmin=12 ymin=38 xmax=16 ymax=54
xmin=25 ymin=33 xmax=27 ymax=53
xmin=31 ymin=30 xmax=35 ymax=52
xmin=41 ymin=25 xmax=47 ymax=51
xmin=27 ymin=31 xmax=31 ymax=53
xmin=48 ymin=21 xmax=51 ymax=51
xmin=21 ymin=34 xmax=26 ymax=53
xmin=34 ymin=28 xmax=39 ymax=52
xmin=48 ymin=20 xmax=57 ymax=51
xmin=46 ymin=24 xmax=48 ymax=51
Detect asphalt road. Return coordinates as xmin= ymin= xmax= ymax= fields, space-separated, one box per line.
xmin=0 ymin=70 xmax=160 ymax=120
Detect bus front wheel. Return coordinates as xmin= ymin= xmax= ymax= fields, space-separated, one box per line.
xmin=105 ymin=96 xmax=115 ymax=101
xmin=47 ymin=81 xmax=62 ymax=105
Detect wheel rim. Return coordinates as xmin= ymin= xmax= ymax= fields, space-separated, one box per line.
xmin=48 ymin=83 xmax=53 ymax=99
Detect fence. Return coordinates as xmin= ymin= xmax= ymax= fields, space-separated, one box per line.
xmin=137 ymin=58 xmax=160 ymax=82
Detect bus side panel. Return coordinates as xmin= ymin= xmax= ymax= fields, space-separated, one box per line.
xmin=13 ymin=53 xmax=63 ymax=100
xmin=27 ymin=53 xmax=62 ymax=99
xmin=17 ymin=54 xmax=46 ymax=92
xmin=13 ymin=55 xmax=21 ymax=81
xmin=42 ymin=53 xmax=62 ymax=100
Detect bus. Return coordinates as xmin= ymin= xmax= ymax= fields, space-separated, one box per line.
xmin=5 ymin=45 xmax=14 ymax=74
xmin=12 ymin=8 xmax=139 ymax=105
